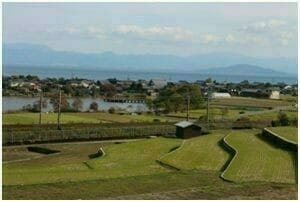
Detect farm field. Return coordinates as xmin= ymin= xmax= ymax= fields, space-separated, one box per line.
xmin=211 ymin=96 xmax=293 ymax=108
xmin=3 ymin=112 xmax=179 ymax=125
xmin=160 ymin=132 xmax=230 ymax=171
xmin=246 ymin=109 xmax=297 ymax=122
xmin=3 ymin=137 xmax=182 ymax=185
xmin=3 ymin=131 xmax=297 ymax=200
xmin=267 ymin=126 xmax=298 ymax=143
xmin=3 ymin=169 xmax=297 ymax=200
xmin=167 ymin=108 xmax=257 ymax=120
xmin=222 ymin=130 xmax=297 ymax=183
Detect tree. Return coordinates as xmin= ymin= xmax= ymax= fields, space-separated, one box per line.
xmin=49 ymin=92 xmax=70 ymax=112
xmin=72 ymin=98 xmax=83 ymax=111
xmin=108 ymin=107 xmax=115 ymax=114
xmin=277 ymin=111 xmax=290 ymax=126
xmin=150 ymin=84 xmax=204 ymax=113
xmin=90 ymin=101 xmax=98 ymax=111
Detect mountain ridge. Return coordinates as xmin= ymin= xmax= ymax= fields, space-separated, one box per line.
xmin=3 ymin=43 xmax=297 ymax=76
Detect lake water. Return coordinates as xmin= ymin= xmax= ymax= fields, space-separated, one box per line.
xmin=2 ymin=97 xmax=148 ymax=112
xmin=3 ymin=66 xmax=298 ymax=84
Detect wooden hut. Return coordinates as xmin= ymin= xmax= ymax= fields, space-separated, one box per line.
xmin=174 ymin=121 xmax=204 ymax=139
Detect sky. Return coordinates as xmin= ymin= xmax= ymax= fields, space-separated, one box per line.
xmin=3 ymin=2 xmax=298 ymax=58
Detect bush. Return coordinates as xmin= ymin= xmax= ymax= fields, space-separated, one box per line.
xmin=153 ymin=119 xmax=161 ymax=122
xmin=271 ymin=120 xmax=280 ymax=127
xmin=108 ymin=107 xmax=115 ymax=114
xmin=291 ymin=117 xmax=298 ymax=127
xmin=233 ymin=117 xmax=252 ymax=129
xmin=277 ymin=111 xmax=290 ymax=126
xmin=239 ymin=111 xmax=245 ymax=114
xmin=90 ymin=101 xmax=99 ymax=111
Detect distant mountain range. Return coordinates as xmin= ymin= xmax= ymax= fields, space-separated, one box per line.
xmin=201 ymin=64 xmax=290 ymax=77
xmin=3 ymin=43 xmax=297 ymax=77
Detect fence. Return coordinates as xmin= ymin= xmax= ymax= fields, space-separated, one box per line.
xmin=3 ymin=124 xmax=176 ymax=145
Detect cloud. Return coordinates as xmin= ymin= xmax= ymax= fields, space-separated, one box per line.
xmin=115 ymin=25 xmax=194 ymax=43
xmin=46 ymin=26 xmax=106 ymax=39
xmin=198 ymin=34 xmax=220 ymax=44
xmin=241 ymin=19 xmax=286 ymax=33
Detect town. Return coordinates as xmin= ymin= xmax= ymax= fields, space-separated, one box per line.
xmin=3 ymin=74 xmax=298 ymax=100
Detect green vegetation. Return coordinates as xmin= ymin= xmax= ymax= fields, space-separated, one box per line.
xmin=160 ymin=132 xmax=230 ymax=171
xmin=3 ymin=138 xmax=181 ymax=185
xmin=267 ymin=126 xmax=298 ymax=143
xmin=3 ymin=112 xmax=179 ymax=125
xmin=247 ymin=109 xmax=297 ymax=122
xmin=149 ymin=84 xmax=204 ymax=113
xmin=211 ymin=96 xmax=292 ymax=109
xmin=3 ymin=170 xmax=297 ymax=200
xmin=3 ymin=129 xmax=298 ymax=199
xmin=222 ymin=130 xmax=296 ymax=183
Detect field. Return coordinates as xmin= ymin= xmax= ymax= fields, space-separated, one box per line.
xmin=222 ymin=130 xmax=297 ymax=183
xmin=3 ymin=112 xmax=179 ymax=125
xmin=3 ymin=137 xmax=181 ymax=185
xmin=211 ymin=96 xmax=293 ymax=108
xmin=3 ymin=128 xmax=298 ymax=199
xmin=246 ymin=109 xmax=297 ymax=122
xmin=267 ymin=126 xmax=298 ymax=143
xmin=160 ymin=132 xmax=230 ymax=171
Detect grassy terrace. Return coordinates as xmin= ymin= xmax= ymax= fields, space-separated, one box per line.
xmin=3 ymin=112 xmax=179 ymax=125
xmin=267 ymin=126 xmax=298 ymax=143
xmin=222 ymin=130 xmax=296 ymax=183
xmin=3 ymin=130 xmax=298 ymax=199
xmin=160 ymin=132 xmax=230 ymax=171
xmin=3 ymin=137 xmax=182 ymax=185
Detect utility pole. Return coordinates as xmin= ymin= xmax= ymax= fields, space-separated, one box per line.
xmin=57 ymin=90 xmax=62 ymax=130
xmin=39 ymin=92 xmax=42 ymax=125
xmin=206 ymin=86 xmax=210 ymax=130
xmin=187 ymin=95 xmax=190 ymax=121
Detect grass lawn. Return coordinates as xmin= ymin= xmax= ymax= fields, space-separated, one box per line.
xmin=160 ymin=132 xmax=230 ymax=171
xmin=3 ymin=137 xmax=182 ymax=185
xmin=267 ymin=126 xmax=298 ymax=143
xmin=222 ymin=130 xmax=296 ymax=183
xmin=3 ymin=112 xmax=179 ymax=125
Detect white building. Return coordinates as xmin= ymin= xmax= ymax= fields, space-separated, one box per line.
xmin=211 ymin=92 xmax=231 ymax=99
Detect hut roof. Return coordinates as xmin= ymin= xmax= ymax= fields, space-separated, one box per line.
xmin=174 ymin=121 xmax=194 ymax=128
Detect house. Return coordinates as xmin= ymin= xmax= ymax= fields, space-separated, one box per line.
xmin=266 ymin=88 xmax=280 ymax=100
xmin=174 ymin=121 xmax=205 ymax=139
xmin=211 ymin=92 xmax=231 ymax=99
xmin=149 ymin=79 xmax=168 ymax=89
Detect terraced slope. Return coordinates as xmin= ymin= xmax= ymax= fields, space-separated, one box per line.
xmin=267 ymin=127 xmax=298 ymax=143
xmin=222 ymin=130 xmax=296 ymax=183
xmin=3 ymin=138 xmax=181 ymax=185
xmin=160 ymin=132 xmax=230 ymax=171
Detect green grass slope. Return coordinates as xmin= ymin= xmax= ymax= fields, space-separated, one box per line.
xmin=222 ymin=130 xmax=296 ymax=183
xmin=160 ymin=132 xmax=230 ymax=171
xmin=3 ymin=138 xmax=181 ymax=186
